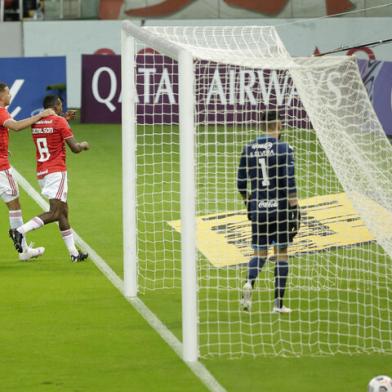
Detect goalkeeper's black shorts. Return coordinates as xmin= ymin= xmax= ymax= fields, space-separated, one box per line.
xmin=251 ymin=211 xmax=290 ymax=250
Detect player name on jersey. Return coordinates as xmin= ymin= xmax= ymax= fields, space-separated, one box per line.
xmin=32 ymin=119 xmax=55 ymax=134
xmin=32 ymin=127 xmax=54 ymax=134
xmin=249 ymin=141 xmax=275 ymax=158
xmin=168 ymin=192 xmax=381 ymax=268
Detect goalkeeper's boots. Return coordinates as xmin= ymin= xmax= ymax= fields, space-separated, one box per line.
xmin=19 ymin=244 xmax=45 ymax=261
xmin=240 ymin=281 xmax=253 ymax=311
xmin=272 ymin=305 xmax=292 ymax=314
xmin=9 ymin=228 xmax=24 ymax=253
xmin=71 ymin=250 xmax=89 ymax=263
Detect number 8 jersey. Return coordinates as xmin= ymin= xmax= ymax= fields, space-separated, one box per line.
xmin=31 ymin=115 xmax=74 ymax=179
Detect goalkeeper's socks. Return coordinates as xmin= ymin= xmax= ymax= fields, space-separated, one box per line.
xmin=60 ymin=229 xmax=79 ymax=257
xmin=274 ymin=260 xmax=289 ymax=308
xmin=17 ymin=216 xmax=44 ymax=235
xmin=247 ymin=257 xmax=266 ymax=287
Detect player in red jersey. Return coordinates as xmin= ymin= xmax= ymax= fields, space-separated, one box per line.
xmin=0 ymin=81 xmax=54 ymax=261
xmin=9 ymin=94 xmax=90 ymax=262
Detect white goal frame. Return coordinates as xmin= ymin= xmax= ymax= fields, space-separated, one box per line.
xmin=121 ymin=20 xmax=392 ymax=361
xmin=121 ymin=21 xmax=198 ymax=362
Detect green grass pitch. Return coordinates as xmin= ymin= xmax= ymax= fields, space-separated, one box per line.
xmin=0 ymin=121 xmax=390 ymax=391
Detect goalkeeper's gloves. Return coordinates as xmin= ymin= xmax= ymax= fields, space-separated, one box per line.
xmin=288 ymin=204 xmax=301 ymax=242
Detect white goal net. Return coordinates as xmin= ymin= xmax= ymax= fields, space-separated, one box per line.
xmin=122 ymin=23 xmax=392 ymax=358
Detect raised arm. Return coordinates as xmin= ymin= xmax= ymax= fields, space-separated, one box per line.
xmin=65 ymin=137 xmax=89 ymax=154
xmin=4 ymin=109 xmax=55 ymax=132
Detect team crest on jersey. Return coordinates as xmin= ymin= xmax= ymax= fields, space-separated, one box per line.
xmin=36 ymin=120 xmax=53 ymax=125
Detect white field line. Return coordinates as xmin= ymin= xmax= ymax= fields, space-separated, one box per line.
xmin=13 ymin=168 xmax=227 ymax=392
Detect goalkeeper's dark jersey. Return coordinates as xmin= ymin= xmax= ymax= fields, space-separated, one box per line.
xmin=237 ymin=135 xmax=296 ymax=219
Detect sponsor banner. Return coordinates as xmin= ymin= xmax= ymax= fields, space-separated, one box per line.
xmin=81 ymin=55 xmax=121 ymax=123
xmin=81 ymin=54 xmax=392 ymax=136
xmin=0 ymin=57 xmax=66 ymax=119
xmin=81 ymin=53 xmax=305 ymax=125
xmin=358 ymin=59 xmax=392 ymax=136
xmin=81 ymin=53 xmax=179 ymax=123
xmin=168 ymin=192 xmax=375 ymax=268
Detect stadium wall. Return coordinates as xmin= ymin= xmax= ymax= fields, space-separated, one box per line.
xmin=0 ymin=22 xmax=22 ymax=57
xmin=23 ymin=20 xmax=121 ymax=109
xmin=99 ymin=0 xmax=392 ymax=19
xmin=22 ymin=18 xmax=392 ymax=108
xmin=1 ymin=17 xmax=391 ymax=122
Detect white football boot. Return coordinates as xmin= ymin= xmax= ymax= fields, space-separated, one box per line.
xmin=272 ymin=305 xmax=292 ymax=314
xmin=240 ymin=281 xmax=253 ymax=311
xmin=19 ymin=244 xmax=45 ymax=261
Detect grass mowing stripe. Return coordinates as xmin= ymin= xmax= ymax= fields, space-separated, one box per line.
xmin=12 ymin=167 xmax=227 ymax=392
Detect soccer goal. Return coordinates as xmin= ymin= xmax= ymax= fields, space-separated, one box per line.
xmin=121 ymin=21 xmax=392 ymax=360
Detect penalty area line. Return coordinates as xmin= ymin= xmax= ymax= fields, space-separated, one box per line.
xmin=13 ymin=168 xmax=227 ymax=392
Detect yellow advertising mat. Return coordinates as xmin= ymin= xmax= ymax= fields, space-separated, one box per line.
xmin=167 ymin=192 xmax=377 ymax=267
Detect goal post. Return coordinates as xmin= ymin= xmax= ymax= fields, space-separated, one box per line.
xmin=178 ymin=49 xmax=198 ymax=362
xmin=121 ymin=27 xmax=137 ymax=298
xmin=121 ymin=21 xmax=198 ymax=361
xmin=121 ymin=21 xmax=392 ymax=359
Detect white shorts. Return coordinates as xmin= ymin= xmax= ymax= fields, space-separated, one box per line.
xmin=38 ymin=171 xmax=68 ymax=202
xmin=0 ymin=168 xmax=19 ymax=203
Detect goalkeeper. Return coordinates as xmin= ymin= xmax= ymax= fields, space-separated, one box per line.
xmin=237 ymin=110 xmax=300 ymax=313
